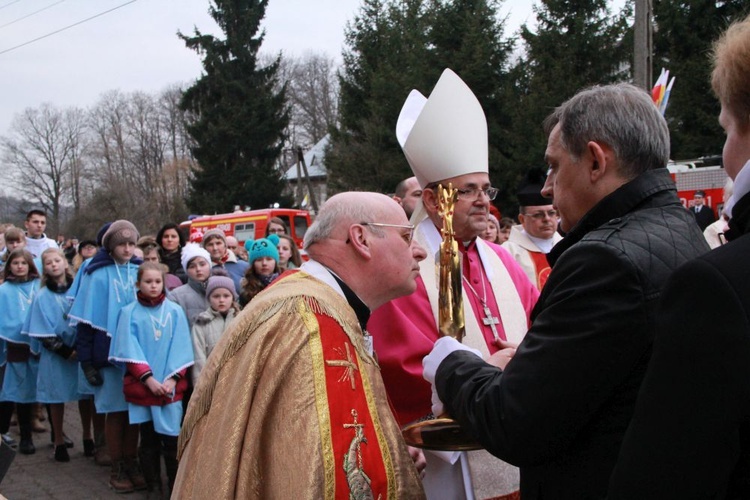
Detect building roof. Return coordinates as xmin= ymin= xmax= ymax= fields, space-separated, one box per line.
xmin=284 ymin=134 xmax=329 ymax=181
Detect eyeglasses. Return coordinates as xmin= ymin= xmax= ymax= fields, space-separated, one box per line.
xmin=268 ymin=227 xmax=286 ymax=234
xmin=346 ymin=222 xmax=415 ymax=245
xmin=456 ymin=187 xmax=499 ymax=201
xmin=523 ymin=210 xmax=559 ymax=220
xmin=363 ymin=222 xmax=415 ymax=244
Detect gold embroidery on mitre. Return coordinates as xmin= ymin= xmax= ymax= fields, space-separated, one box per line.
xmin=326 ymin=342 xmax=359 ymax=390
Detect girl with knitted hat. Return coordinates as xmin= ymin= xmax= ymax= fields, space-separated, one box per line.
xmin=191 ymin=274 xmax=240 ymax=382
xmin=0 ymin=249 xmax=40 ymax=455
xmin=168 ymin=243 xmax=213 ymax=327
xmin=239 ymin=235 xmax=281 ymax=307
xmin=68 ymin=219 xmax=146 ymax=493
xmin=110 ymin=262 xmax=193 ymax=495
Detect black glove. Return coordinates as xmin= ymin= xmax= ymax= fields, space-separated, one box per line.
xmin=81 ymin=362 xmax=103 ymax=386
xmin=42 ymin=337 xmax=75 ymax=360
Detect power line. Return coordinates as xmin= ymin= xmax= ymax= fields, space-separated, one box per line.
xmin=0 ymin=0 xmax=66 ymax=30
xmin=0 ymin=0 xmax=138 ymax=56
xmin=0 ymin=0 xmax=23 ymax=11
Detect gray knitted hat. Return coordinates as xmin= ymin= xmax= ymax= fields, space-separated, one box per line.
xmin=102 ymin=220 xmax=139 ymax=252
xmin=205 ymin=275 xmax=238 ymax=300
xmin=201 ymin=229 xmax=226 ymax=247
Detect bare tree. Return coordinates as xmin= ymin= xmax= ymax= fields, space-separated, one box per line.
xmin=266 ymin=51 xmax=339 ymax=150
xmin=84 ymin=88 xmax=194 ymax=232
xmin=1 ymin=104 xmax=89 ymax=233
xmin=287 ymin=51 xmax=339 ymax=147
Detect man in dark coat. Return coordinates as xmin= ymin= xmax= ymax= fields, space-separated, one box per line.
xmin=608 ymin=14 xmax=750 ymax=499
xmin=422 ymin=83 xmax=710 ymax=499
xmin=691 ymin=189 xmax=717 ymax=231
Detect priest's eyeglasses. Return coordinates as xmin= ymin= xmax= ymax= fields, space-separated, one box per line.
xmin=456 ymin=187 xmax=499 ymax=201
xmin=346 ymin=222 xmax=415 ymax=245
xmin=523 ymin=209 xmax=559 ymax=220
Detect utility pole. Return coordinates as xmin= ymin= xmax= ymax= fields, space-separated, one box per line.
xmin=634 ymin=0 xmax=653 ymax=90
xmin=296 ymin=146 xmax=319 ymax=213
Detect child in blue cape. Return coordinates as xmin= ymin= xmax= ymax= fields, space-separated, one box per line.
xmin=26 ymin=248 xmax=89 ymax=462
xmin=0 ymin=249 xmax=40 ymax=455
xmin=66 ymin=223 xmax=110 ymax=466
xmin=68 ymin=220 xmax=146 ymax=493
xmin=110 ymin=262 xmax=193 ymax=495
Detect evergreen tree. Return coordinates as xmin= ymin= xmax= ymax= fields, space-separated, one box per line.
xmin=507 ymin=0 xmax=630 ymax=213
xmin=179 ymin=0 xmax=289 ymax=214
xmin=327 ymin=0 xmax=515 ymax=199
xmin=429 ymin=0 xmax=517 ymax=212
xmin=326 ymin=0 xmax=436 ymax=195
xmin=653 ymin=0 xmax=749 ymax=160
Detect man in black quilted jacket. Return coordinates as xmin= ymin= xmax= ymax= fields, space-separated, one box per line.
xmin=609 ymin=15 xmax=750 ymax=499
xmin=422 ymin=83 xmax=710 ymax=499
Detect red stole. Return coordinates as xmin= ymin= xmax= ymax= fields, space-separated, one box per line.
xmin=314 ymin=312 xmax=393 ymax=499
xmin=529 ymin=251 xmax=552 ymax=289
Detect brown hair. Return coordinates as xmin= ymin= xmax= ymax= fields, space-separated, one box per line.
xmin=4 ymin=226 xmax=25 ymax=244
xmin=277 ymin=234 xmax=302 ymax=268
xmin=2 ymin=249 xmax=39 ymax=281
xmin=40 ymin=248 xmax=73 ymax=287
xmin=265 ymin=217 xmax=287 ymax=236
xmin=239 ymin=265 xmax=279 ymax=306
xmin=499 ymin=217 xmax=515 ymax=231
xmin=712 ymin=14 xmax=750 ymax=130
xmin=137 ymin=262 xmax=166 ymax=284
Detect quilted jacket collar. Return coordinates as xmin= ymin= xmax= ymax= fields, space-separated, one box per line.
xmin=548 ymin=168 xmax=679 ymax=266
xmin=726 ymin=191 xmax=750 ymax=241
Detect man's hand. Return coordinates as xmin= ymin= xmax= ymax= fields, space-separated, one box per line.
xmin=424 ymin=337 xmax=484 ymax=415
xmin=407 ymin=446 xmax=427 ymax=478
xmin=487 ymin=339 xmax=517 ymax=370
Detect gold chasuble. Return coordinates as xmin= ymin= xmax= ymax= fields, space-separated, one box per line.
xmin=174 ymin=271 xmax=425 ymax=499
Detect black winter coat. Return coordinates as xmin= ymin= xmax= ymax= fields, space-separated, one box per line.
xmin=609 ymin=189 xmax=750 ymax=499
xmin=436 ymin=168 xmax=709 ymax=499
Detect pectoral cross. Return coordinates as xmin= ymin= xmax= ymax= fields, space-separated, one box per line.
xmin=481 ymin=304 xmax=501 ymax=343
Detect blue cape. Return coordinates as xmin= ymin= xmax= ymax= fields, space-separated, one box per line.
xmin=109 ymin=300 xmax=194 ymax=381
xmin=0 ymin=280 xmax=40 ymax=345
xmin=24 ymin=286 xmax=75 ymax=355
xmin=67 ymin=256 xmax=92 ymax=301
xmin=68 ymin=262 xmax=138 ymax=336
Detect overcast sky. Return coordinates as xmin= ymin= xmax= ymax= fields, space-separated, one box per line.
xmin=0 ymin=0 xmax=627 ymax=136
xmin=0 ymin=0 xmax=545 ymax=135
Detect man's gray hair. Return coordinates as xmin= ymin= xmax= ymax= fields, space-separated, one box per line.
xmin=303 ymin=194 xmax=385 ymax=250
xmin=544 ymin=83 xmax=670 ymax=179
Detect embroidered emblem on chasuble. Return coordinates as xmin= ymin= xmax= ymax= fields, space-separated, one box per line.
xmin=529 ymin=251 xmax=552 ymax=290
xmin=304 ymin=307 xmax=395 ymax=500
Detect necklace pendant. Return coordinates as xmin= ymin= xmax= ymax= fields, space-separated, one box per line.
xmin=481 ymin=304 xmax=501 ymax=343
xmin=154 ymin=329 xmax=162 ymax=341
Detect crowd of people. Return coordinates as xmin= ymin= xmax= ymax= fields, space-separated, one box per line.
xmin=1 ymin=13 xmax=749 ymax=500
xmin=0 ymin=211 xmax=305 ymax=496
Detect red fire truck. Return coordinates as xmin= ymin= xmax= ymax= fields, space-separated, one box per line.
xmin=668 ymin=156 xmax=728 ymax=217
xmin=181 ymin=208 xmax=312 ymax=249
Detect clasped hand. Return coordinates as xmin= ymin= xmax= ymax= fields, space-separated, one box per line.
xmin=145 ymin=377 xmax=177 ymax=398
